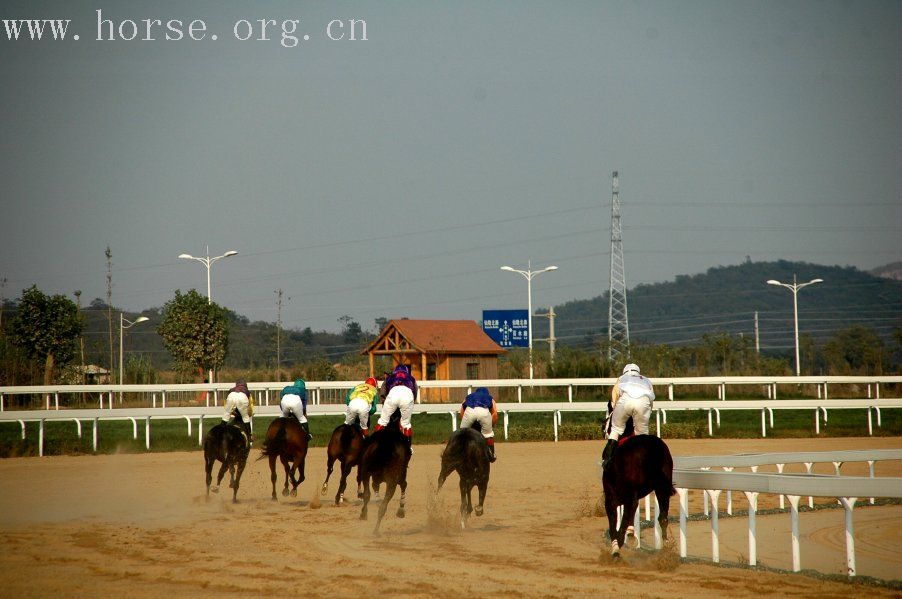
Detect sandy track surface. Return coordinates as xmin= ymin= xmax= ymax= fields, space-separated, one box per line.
xmin=1 ymin=437 xmax=899 ymax=597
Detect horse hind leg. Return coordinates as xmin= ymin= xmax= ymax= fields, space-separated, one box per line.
xmin=604 ymin=491 xmax=621 ymax=558
xmin=374 ymin=480 xmax=397 ymax=536
xmin=281 ymin=455 xmax=292 ymax=497
xmin=617 ymin=496 xmax=639 ymax=556
xmin=204 ymin=455 xmax=215 ymax=498
xmin=458 ymin=478 xmax=470 ymax=529
xmin=337 ymin=462 xmax=353 ymax=505
xmin=231 ymin=457 xmax=247 ymax=504
xmin=359 ymin=472 xmax=370 ymax=520
xmin=321 ymin=456 xmax=336 ymax=496
xmin=475 ymin=474 xmax=488 ymax=517
xmin=396 ymin=476 xmax=407 ymax=519
xmin=269 ymin=453 xmax=279 ymax=501
xmin=655 ymin=484 xmax=673 ymax=541
xmin=215 ymin=460 xmax=229 ymax=491
xmin=290 ymin=452 xmax=305 ymax=497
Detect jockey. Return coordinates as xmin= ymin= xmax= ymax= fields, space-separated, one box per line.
xmin=459 ymin=387 xmax=498 ymax=462
xmin=280 ymin=378 xmax=312 ymax=440
xmin=602 ymin=363 xmax=655 ymax=470
xmin=345 ymin=377 xmax=379 ymax=435
xmin=375 ymin=364 xmax=417 ymax=443
xmin=222 ymin=379 xmax=254 ymax=441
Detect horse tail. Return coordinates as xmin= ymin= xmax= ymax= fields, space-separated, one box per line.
xmin=340 ymin=423 xmax=356 ymax=447
xmin=260 ymin=420 xmax=287 ymax=458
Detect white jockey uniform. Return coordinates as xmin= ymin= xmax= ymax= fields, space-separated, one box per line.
xmin=280 ymin=394 xmax=307 ymax=424
xmin=608 ymin=365 xmax=655 ymax=440
xmin=377 ymin=385 xmax=415 ymax=432
xmin=222 ymin=390 xmax=251 ymax=426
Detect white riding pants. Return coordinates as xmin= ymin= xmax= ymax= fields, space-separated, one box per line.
xmin=377 ymin=386 xmax=414 ymax=430
xmin=608 ymin=394 xmax=652 ymax=440
xmin=280 ymin=394 xmax=307 ymax=424
xmin=460 ymin=406 xmax=494 ymax=438
xmin=345 ymin=397 xmax=370 ymax=429
xmin=222 ymin=392 xmax=251 ymax=425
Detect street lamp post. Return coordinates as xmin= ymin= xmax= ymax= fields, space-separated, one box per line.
xmin=119 ymin=314 xmax=149 ymax=386
xmin=179 ymin=247 xmax=238 ymax=383
xmin=501 ymin=261 xmax=558 ymax=379
xmin=766 ymin=275 xmax=823 ymax=376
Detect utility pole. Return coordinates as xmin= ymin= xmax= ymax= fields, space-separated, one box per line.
xmin=607 ymin=170 xmax=630 ymax=360
xmin=754 ymin=311 xmax=760 ymax=354
xmin=75 ymin=290 xmax=86 ymax=384
xmin=0 ymin=277 xmax=6 ymax=334
xmin=536 ymin=305 xmax=557 ymax=365
xmin=105 ymin=246 xmax=114 ymax=379
xmin=275 ymin=288 xmax=283 ymax=381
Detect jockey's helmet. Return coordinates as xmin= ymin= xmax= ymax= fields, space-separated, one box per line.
xmin=622 ymin=363 xmax=640 ymax=375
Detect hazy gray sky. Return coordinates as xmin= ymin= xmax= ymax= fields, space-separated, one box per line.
xmin=2 ymin=1 xmax=900 ymax=332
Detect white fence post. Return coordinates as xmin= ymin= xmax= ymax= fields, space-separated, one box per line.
xmin=868 ymin=461 xmax=875 ymax=505
xmin=653 ymin=494 xmax=662 ymax=549
xmin=708 ymin=489 xmax=722 ymax=563
xmin=39 ymin=418 xmax=45 ymax=457
xmin=839 ymin=497 xmax=857 ymax=577
xmin=777 ymin=464 xmax=785 ymax=509
xmin=552 ymin=410 xmax=558 ymax=442
xmin=788 ymin=494 xmax=802 ymax=572
xmin=503 ymin=411 xmax=509 ymax=440
xmin=450 ymin=412 xmax=457 ymax=431
xmin=744 ymin=491 xmax=759 ymax=566
xmin=677 ymin=488 xmax=689 ymax=558
xmin=805 ymin=463 xmax=814 ymax=508
xmin=92 ymin=417 xmax=98 ymax=452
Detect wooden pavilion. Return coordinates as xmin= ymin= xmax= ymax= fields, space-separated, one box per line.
xmin=362 ymin=319 xmax=505 ymax=402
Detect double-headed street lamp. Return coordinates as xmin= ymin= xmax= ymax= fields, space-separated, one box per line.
xmin=766 ymin=275 xmax=823 ymax=376
xmin=178 ymin=247 xmax=239 ymax=304
xmin=179 ymin=247 xmax=238 ymax=383
xmin=120 ymin=314 xmax=149 ymax=386
xmin=500 ymin=261 xmax=558 ymax=379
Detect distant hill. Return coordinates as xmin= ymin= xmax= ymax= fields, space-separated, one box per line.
xmin=871 ymin=261 xmax=902 ymax=281
xmin=543 ymin=260 xmax=902 ymax=351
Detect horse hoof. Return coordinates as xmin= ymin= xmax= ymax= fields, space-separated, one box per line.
xmin=232 ymin=498 xmax=239 ymax=504
xmin=282 ymin=488 xmax=289 ymax=497
xmin=271 ymin=496 xmax=278 ymax=501
xmin=460 ymin=518 xmax=467 ymax=530
xmin=475 ymin=506 xmax=484 ymax=517
xmin=396 ymin=508 xmax=405 ymax=519
xmin=357 ymin=492 xmax=364 ymax=499
xmin=320 ymin=485 xmax=328 ymax=496
xmin=611 ymin=540 xmax=621 ymax=558
xmin=211 ymin=486 xmax=219 ymax=494
xmin=290 ymin=488 xmax=298 ymax=497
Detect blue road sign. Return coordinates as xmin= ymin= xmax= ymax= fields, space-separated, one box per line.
xmin=482 ymin=309 xmax=529 ymax=348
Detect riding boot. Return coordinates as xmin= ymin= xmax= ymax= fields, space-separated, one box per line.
xmin=601 ymin=439 xmax=617 ymax=471
xmin=243 ymin=422 xmax=254 ymax=445
xmin=402 ymin=427 xmax=413 ymax=455
xmin=486 ymin=438 xmax=496 ymax=463
xmin=301 ymin=421 xmax=312 ymax=441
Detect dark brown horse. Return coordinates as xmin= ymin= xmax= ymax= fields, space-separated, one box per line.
xmin=203 ymin=421 xmax=251 ymax=503
xmin=320 ymin=423 xmax=365 ymax=505
xmin=358 ymin=423 xmax=411 ymax=535
xmin=437 ymin=427 xmax=491 ymax=529
xmin=602 ymin=434 xmax=675 ymax=558
xmin=259 ymin=417 xmax=310 ymax=500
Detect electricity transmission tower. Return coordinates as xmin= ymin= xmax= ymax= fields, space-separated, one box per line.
xmin=607 ymin=171 xmax=630 ymax=360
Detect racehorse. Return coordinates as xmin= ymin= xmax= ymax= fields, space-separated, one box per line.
xmin=602 ymin=434 xmax=675 ymax=558
xmin=358 ymin=422 xmax=411 ymax=535
xmin=437 ymin=427 xmax=491 ymax=529
xmin=320 ymin=423 xmax=365 ymax=505
xmin=259 ymin=417 xmax=310 ymax=501
xmin=203 ymin=419 xmax=251 ymax=503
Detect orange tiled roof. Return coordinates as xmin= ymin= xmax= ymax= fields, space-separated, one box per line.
xmin=365 ymin=319 xmax=505 ymax=355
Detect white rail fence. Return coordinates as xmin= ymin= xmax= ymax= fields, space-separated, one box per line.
xmin=2 ymin=375 xmax=900 ymax=411
xmin=3 ymin=397 xmax=902 ymax=457
xmin=630 ymin=450 xmax=902 ymax=578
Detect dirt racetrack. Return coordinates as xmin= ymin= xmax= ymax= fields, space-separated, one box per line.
xmin=1 ymin=437 xmax=900 ymax=597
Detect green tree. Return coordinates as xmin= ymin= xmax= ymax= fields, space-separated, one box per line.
xmin=822 ymin=325 xmax=885 ymax=374
xmin=157 ymin=290 xmax=229 ymax=374
xmin=9 ymin=285 xmax=83 ymax=384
